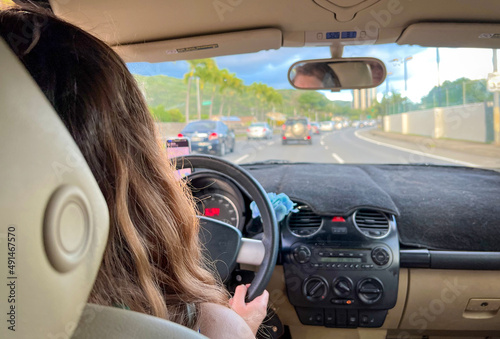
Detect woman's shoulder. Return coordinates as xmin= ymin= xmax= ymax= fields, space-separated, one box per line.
xmin=198 ymin=303 xmax=254 ymax=339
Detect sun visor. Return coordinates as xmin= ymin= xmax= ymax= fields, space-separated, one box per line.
xmin=398 ymin=22 xmax=500 ymax=48
xmin=114 ymin=28 xmax=282 ymax=62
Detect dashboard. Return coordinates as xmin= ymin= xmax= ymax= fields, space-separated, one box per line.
xmin=186 ymin=162 xmax=500 ymax=333
xmin=189 ymin=168 xmax=401 ymax=329
xmin=189 ymin=171 xmax=248 ymax=231
xmin=280 ymin=206 xmax=399 ymax=328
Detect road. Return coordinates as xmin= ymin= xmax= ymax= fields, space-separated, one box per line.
xmin=209 ymin=128 xmax=496 ymax=167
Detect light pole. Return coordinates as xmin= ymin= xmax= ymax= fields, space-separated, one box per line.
xmin=385 ymin=71 xmax=393 ymax=96
xmin=494 ymin=49 xmax=500 ymax=144
xmin=403 ymin=56 xmax=413 ymax=112
xmin=404 ymin=56 xmax=413 ymax=92
xmin=436 ymin=48 xmax=442 ymax=107
xmin=385 ymin=72 xmax=393 ymax=115
xmin=389 ymin=57 xmax=412 ymax=112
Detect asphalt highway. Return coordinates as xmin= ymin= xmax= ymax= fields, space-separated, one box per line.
xmin=217 ymin=128 xmax=494 ymax=167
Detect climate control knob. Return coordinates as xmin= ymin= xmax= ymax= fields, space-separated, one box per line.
xmin=332 ymin=277 xmax=353 ymax=298
xmin=293 ymin=245 xmax=311 ymax=264
xmin=303 ymin=276 xmax=329 ymax=302
xmin=371 ymin=247 xmax=390 ymax=266
xmin=357 ymin=278 xmax=384 ymax=305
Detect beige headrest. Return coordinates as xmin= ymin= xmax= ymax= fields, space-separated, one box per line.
xmin=0 ymin=37 xmax=109 ymax=338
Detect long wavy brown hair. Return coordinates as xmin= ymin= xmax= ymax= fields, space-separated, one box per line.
xmin=0 ymin=5 xmax=228 ymax=327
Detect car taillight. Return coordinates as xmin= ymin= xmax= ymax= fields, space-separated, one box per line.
xmin=282 ymin=136 xmax=286 ymax=140
xmin=263 ymin=128 xmax=267 ymax=132
xmin=307 ymin=135 xmax=311 ymax=140
xmin=177 ymin=133 xmax=183 ymax=138
xmin=246 ymin=128 xmax=250 ymax=132
xmin=307 ymin=124 xmax=311 ymax=130
xmin=209 ymin=132 xmax=218 ymax=140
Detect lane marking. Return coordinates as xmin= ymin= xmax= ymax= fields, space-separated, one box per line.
xmin=354 ymin=130 xmax=478 ymax=167
xmin=320 ymin=141 xmax=325 ymax=146
xmin=267 ymin=141 xmax=274 ymax=146
xmin=235 ymin=154 xmax=249 ymax=164
xmin=332 ymin=153 xmax=344 ymax=164
xmin=325 ymin=146 xmax=329 ymax=150
xmin=258 ymin=146 xmax=264 ymax=150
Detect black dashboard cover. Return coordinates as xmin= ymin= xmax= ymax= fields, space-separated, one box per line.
xmin=245 ymin=163 xmax=500 ymax=251
xmin=246 ymin=164 xmax=399 ymax=216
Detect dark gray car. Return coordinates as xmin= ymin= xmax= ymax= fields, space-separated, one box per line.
xmin=179 ymin=120 xmax=235 ymax=156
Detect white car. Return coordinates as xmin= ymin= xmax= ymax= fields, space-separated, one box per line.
xmin=319 ymin=121 xmax=334 ymax=132
xmin=246 ymin=122 xmax=273 ymax=140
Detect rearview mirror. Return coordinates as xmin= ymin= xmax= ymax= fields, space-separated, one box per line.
xmin=288 ymin=58 xmax=386 ymax=91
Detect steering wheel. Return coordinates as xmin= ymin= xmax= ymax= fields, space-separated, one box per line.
xmin=175 ymin=154 xmax=279 ymax=301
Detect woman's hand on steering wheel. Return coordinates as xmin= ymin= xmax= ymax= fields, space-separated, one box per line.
xmin=229 ymin=284 xmax=269 ymax=336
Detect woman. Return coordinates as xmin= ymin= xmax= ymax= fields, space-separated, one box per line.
xmin=0 ymin=5 xmax=268 ymax=338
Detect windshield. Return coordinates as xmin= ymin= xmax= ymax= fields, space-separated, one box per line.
xmin=130 ymin=44 xmax=500 ymax=169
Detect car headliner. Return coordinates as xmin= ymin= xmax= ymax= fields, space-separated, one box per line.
xmin=50 ymin=0 xmax=500 ymax=63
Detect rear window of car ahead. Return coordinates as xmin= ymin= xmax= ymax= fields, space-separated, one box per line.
xmin=285 ymin=119 xmax=307 ymax=125
xmin=183 ymin=121 xmax=217 ymax=132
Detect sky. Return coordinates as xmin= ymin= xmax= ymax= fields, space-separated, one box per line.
xmin=127 ymin=43 xmax=497 ymax=104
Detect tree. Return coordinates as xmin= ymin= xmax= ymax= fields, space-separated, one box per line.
xmin=421 ymin=78 xmax=492 ymax=109
xmin=150 ymin=105 xmax=185 ymax=122
xmin=296 ymin=91 xmax=335 ymax=120
xmin=192 ymin=59 xmax=219 ymax=118
xmin=247 ymin=82 xmax=283 ymax=120
xmin=184 ymin=59 xmax=213 ymax=121
xmin=199 ymin=60 xmax=222 ymax=118
xmin=217 ymin=70 xmax=244 ymax=116
xmin=374 ymin=92 xmax=415 ymax=115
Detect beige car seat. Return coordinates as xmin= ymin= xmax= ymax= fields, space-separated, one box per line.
xmin=0 ymin=37 xmax=205 ymax=339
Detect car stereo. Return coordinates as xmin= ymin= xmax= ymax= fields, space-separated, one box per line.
xmin=281 ymin=212 xmax=400 ymax=328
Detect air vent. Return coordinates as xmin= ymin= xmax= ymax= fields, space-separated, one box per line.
xmin=354 ymin=209 xmax=390 ymax=238
xmin=287 ymin=204 xmax=322 ymax=237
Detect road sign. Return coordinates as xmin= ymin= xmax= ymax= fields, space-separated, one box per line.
xmin=487 ymin=72 xmax=500 ymax=92
xmin=202 ymin=101 xmax=212 ymax=106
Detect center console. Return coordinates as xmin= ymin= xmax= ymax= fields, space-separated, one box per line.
xmin=282 ymin=207 xmax=399 ymax=328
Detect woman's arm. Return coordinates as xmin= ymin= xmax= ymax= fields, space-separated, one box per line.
xmin=198 ymin=302 xmax=255 ymax=339
xmin=228 ymin=284 xmax=269 ymax=336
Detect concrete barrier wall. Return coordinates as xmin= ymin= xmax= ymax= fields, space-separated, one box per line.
xmin=390 ymin=114 xmax=403 ymax=133
xmin=384 ymin=103 xmax=487 ymax=143
xmin=441 ymin=103 xmax=486 ymax=143
xmin=406 ymin=109 xmax=435 ymax=137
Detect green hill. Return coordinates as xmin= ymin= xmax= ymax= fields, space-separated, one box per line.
xmin=133 ymin=74 xmax=356 ymax=122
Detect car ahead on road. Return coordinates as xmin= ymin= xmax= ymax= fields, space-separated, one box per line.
xmin=282 ymin=117 xmax=312 ymax=145
xmin=178 ymin=120 xmax=235 ymax=156
xmin=310 ymin=122 xmax=321 ymax=135
xmin=352 ymin=120 xmax=367 ymax=128
xmin=319 ymin=121 xmax=334 ymax=132
xmin=246 ymin=122 xmax=273 ymax=140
